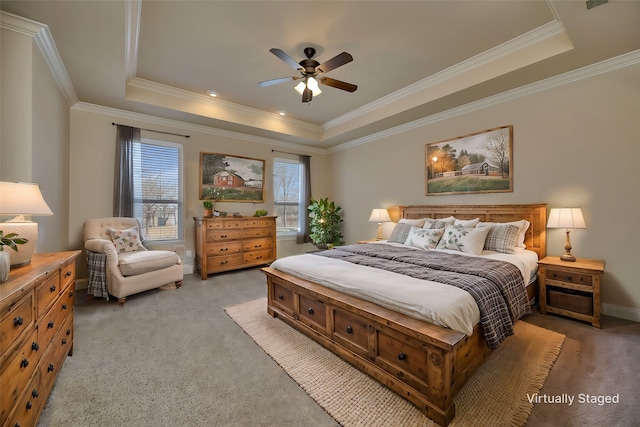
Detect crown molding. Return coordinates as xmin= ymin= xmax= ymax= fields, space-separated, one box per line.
xmin=0 ymin=11 xmax=78 ymax=106
xmin=72 ymin=101 xmax=327 ymax=154
xmin=328 ymin=49 xmax=640 ymax=153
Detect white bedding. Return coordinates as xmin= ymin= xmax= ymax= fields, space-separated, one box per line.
xmin=270 ymin=243 xmax=538 ymax=336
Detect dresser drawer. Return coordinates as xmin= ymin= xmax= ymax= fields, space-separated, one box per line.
xmin=243 ymin=249 xmax=273 ymax=265
xmin=206 ymin=254 xmax=243 ymax=272
xmin=207 ymin=229 xmax=243 ymax=242
xmin=38 ymin=290 xmax=71 ymax=348
xmin=298 ymin=294 xmax=326 ymax=332
xmin=0 ymin=328 xmax=40 ymax=425
xmin=242 ymin=228 xmax=272 ymax=239
xmin=375 ymin=327 xmax=429 ymax=393
xmin=242 ymin=218 xmax=261 ymax=228
xmin=60 ymin=260 xmax=76 ymax=291
xmin=271 ymin=279 xmax=294 ymax=317
xmin=206 ymin=241 xmax=243 ymax=256
xmin=39 ymin=314 xmax=73 ymax=400
xmin=36 ymin=273 xmax=61 ymax=317
xmin=3 ymin=370 xmax=42 ymax=427
xmin=332 ymin=308 xmax=369 ymax=357
xmin=243 ymin=238 xmax=273 ymax=252
xmin=0 ymin=292 xmax=34 ymax=361
xmin=545 ymin=268 xmax=593 ymax=287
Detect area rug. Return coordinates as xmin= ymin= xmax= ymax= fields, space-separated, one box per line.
xmin=225 ymin=298 xmax=565 ymax=427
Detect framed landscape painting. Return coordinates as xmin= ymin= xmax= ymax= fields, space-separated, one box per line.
xmin=200 ymin=152 xmax=265 ymax=202
xmin=425 ymin=125 xmax=513 ymax=195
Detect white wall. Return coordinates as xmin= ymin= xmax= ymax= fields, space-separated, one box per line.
xmin=327 ymin=62 xmax=640 ymax=320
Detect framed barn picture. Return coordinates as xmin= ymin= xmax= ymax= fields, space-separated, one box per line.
xmin=200 ymin=152 xmax=265 ymax=202
xmin=425 ymin=125 xmax=513 ymax=195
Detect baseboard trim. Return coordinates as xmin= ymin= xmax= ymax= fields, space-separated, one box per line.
xmin=602 ymin=303 xmax=640 ymax=323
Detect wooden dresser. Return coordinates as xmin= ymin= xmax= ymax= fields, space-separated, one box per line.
xmin=0 ymin=251 xmax=80 ymax=427
xmin=194 ymin=216 xmax=276 ymax=279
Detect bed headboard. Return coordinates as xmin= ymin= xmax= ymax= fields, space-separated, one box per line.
xmin=390 ymin=204 xmax=547 ymax=259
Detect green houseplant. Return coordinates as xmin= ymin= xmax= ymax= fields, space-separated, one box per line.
xmin=203 ymin=200 xmax=214 ymax=218
xmin=307 ymin=198 xmax=343 ymax=249
xmin=0 ymin=231 xmax=28 ymax=282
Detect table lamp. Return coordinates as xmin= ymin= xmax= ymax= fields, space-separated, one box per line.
xmin=546 ymin=208 xmax=586 ymax=262
xmin=0 ymin=182 xmax=54 ymax=266
xmin=368 ymin=208 xmax=391 ymax=240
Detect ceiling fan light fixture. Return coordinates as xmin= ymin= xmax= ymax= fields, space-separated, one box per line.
xmin=294 ymin=78 xmax=322 ymax=97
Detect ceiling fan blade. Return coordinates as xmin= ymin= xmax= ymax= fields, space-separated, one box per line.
xmin=270 ymin=48 xmax=303 ymax=71
xmin=302 ymin=86 xmax=313 ymax=103
xmin=316 ymin=52 xmax=353 ymax=74
xmin=318 ymin=77 xmax=358 ymax=92
xmin=258 ymin=76 xmax=299 ymax=87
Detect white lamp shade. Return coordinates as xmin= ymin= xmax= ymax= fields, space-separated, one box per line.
xmin=547 ymin=208 xmax=586 ymax=229
xmin=0 ymin=182 xmax=53 ymax=216
xmin=369 ymin=208 xmax=391 ymax=223
xmin=294 ymin=77 xmax=322 ymax=96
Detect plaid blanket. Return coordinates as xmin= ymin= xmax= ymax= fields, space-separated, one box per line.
xmin=314 ymin=244 xmax=531 ymax=349
xmin=86 ymin=250 xmax=109 ymax=300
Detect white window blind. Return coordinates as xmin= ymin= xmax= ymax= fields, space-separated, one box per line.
xmin=273 ymin=158 xmax=301 ymax=237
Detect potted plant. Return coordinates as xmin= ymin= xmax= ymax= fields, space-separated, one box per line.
xmin=308 ymin=198 xmax=344 ymax=249
xmin=0 ymin=231 xmax=28 ymax=282
xmin=203 ymin=200 xmax=214 ymax=218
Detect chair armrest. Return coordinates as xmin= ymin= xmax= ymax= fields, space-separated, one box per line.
xmin=85 ymin=238 xmax=120 ymax=270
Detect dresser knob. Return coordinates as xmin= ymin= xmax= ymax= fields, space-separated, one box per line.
xmin=31 ymin=342 xmax=39 ymax=351
xmin=397 ymin=352 xmax=407 ymax=361
xmin=278 ymin=294 xmax=284 ymax=300
xmin=307 ymin=307 xmax=314 ymax=315
xmin=62 ymin=304 xmax=68 ymax=310
xmin=66 ymin=271 xmax=72 ymax=277
xmin=26 ymin=401 xmax=32 ymax=410
xmin=20 ymin=358 xmax=29 ymax=368
xmin=31 ymin=389 xmax=39 ymax=398
xmin=62 ymin=339 xmax=67 ymax=345
xmin=48 ymin=321 xmax=55 ymax=329
xmin=345 ymin=325 xmax=353 ymax=334
xmin=48 ymin=363 xmax=55 ymax=372
xmin=69 ymin=291 xmax=74 ymax=297
xmin=564 ymin=275 xmax=571 ymax=281
xmin=50 ymin=285 xmax=56 ymax=292
xmin=66 ymin=328 xmax=71 ymax=336
xmin=13 ymin=316 xmax=24 ymax=326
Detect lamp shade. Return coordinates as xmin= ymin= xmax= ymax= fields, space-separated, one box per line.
xmin=294 ymin=77 xmax=322 ymax=96
xmin=547 ymin=208 xmax=586 ymax=229
xmin=0 ymin=182 xmax=53 ymax=216
xmin=368 ymin=208 xmax=391 ymax=223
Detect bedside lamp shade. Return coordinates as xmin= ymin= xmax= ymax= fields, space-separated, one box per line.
xmin=369 ymin=208 xmax=391 ymax=240
xmin=547 ymin=208 xmax=586 ymax=262
xmin=0 ymin=182 xmax=54 ymax=266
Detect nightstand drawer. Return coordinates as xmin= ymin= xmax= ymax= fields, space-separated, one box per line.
xmin=545 ymin=268 xmax=593 ymax=287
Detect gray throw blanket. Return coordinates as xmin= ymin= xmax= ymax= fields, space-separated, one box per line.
xmin=86 ymin=250 xmax=109 ymax=300
xmin=314 ymin=244 xmax=531 ymax=349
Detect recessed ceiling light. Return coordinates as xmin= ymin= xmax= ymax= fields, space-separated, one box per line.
xmin=206 ymin=90 xmax=218 ymax=97
xmin=278 ymin=110 xmax=286 ymax=116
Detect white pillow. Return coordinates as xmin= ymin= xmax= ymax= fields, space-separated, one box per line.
xmin=436 ymin=225 xmax=491 ymax=255
xmin=399 ymin=218 xmax=427 ymax=227
xmin=422 ymin=217 xmax=456 ymax=229
xmin=453 ymin=217 xmax=480 ymax=228
xmin=404 ymin=226 xmax=445 ymax=250
xmin=109 ymin=226 xmax=147 ymax=253
xmin=478 ymin=220 xmax=530 ymax=248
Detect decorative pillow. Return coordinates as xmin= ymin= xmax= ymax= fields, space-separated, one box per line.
xmin=109 ymin=226 xmax=147 ymax=253
xmin=404 ymin=226 xmax=445 ymax=250
xmin=482 ymin=224 xmax=521 ymax=254
xmin=422 ymin=217 xmax=455 ymax=229
xmin=478 ymin=220 xmax=530 ymax=248
xmin=453 ymin=217 xmax=480 ymax=228
xmin=399 ymin=218 xmax=427 ymax=227
xmin=388 ymin=223 xmax=413 ymax=243
xmin=436 ymin=225 xmax=491 ymax=255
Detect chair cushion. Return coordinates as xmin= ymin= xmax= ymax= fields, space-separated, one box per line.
xmin=117 ymin=250 xmax=180 ymax=276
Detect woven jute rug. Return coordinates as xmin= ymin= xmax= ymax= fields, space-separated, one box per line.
xmin=225 ymin=298 xmax=565 ymax=427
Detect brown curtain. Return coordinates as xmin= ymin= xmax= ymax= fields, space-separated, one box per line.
xmin=113 ymin=125 xmax=140 ymax=217
xmin=297 ymin=154 xmax=311 ymax=244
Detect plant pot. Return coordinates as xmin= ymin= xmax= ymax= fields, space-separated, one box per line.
xmin=0 ymin=251 xmax=10 ymax=283
xmin=203 ymin=208 xmax=213 ymax=218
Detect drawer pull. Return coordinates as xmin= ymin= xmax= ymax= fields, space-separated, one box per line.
xmin=48 ymin=321 xmax=55 ymax=329
xmin=397 ymin=352 xmax=407 ymax=361
xmin=26 ymin=401 xmax=33 ymax=410
xmin=20 ymin=358 xmax=29 ymax=368
xmin=62 ymin=304 xmax=68 ymax=310
xmin=50 ymin=285 xmax=57 ymax=292
xmin=345 ymin=325 xmax=353 ymax=334
xmin=307 ymin=307 xmax=314 ymax=315
xmin=32 ymin=342 xmax=39 ymax=351
xmin=14 ymin=316 xmax=24 ymax=326
xmin=278 ymin=294 xmax=284 ymax=300
xmin=69 ymin=291 xmax=74 ymax=297
xmin=31 ymin=389 xmax=39 ymax=398
xmin=66 ymin=271 xmax=72 ymax=277
xmin=564 ymin=275 xmax=572 ymax=281
xmin=66 ymin=328 xmax=71 ymax=336
xmin=48 ymin=363 xmax=55 ymax=372
xmin=62 ymin=338 xmax=67 ymax=345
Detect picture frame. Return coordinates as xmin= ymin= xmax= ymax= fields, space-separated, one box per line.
xmin=425 ymin=125 xmax=513 ymax=195
xmin=200 ymin=152 xmax=265 ymax=202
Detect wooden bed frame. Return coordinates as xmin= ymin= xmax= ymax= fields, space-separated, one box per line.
xmin=263 ymin=204 xmax=547 ymax=426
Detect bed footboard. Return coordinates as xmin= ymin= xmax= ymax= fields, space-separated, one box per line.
xmin=263 ymin=267 xmax=492 ymax=426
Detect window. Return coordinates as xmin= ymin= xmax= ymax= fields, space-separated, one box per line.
xmin=273 ymin=158 xmax=302 ymax=237
xmin=132 ymin=138 xmax=183 ymax=241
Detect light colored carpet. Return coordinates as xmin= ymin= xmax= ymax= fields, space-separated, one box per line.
xmin=226 ymin=298 xmax=566 ymax=427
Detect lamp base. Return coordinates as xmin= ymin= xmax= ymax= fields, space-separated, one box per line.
xmin=0 ymin=221 xmax=37 ymax=266
xmin=560 ymin=253 xmax=576 ymax=262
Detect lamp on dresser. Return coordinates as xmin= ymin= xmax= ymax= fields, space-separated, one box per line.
xmin=369 ymin=208 xmax=391 ymax=240
xmin=0 ymin=181 xmax=53 ymax=266
xmin=546 ymin=207 xmax=586 ymax=262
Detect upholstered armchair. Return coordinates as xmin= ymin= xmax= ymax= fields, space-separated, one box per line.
xmin=83 ymin=217 xmax=183 ymax=305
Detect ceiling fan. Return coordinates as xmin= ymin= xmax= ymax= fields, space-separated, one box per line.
xmin=258 ymin=47 xmax=358 ymax=103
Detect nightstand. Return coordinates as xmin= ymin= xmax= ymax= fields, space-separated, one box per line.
xmin=538 ymin=256 xmax=605 ymax=328
xmin=357 ymin=239 xmax=379 ymax=244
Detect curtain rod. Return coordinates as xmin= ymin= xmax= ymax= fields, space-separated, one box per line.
xmin=271 ymin=149 xmax=311 ymax=157
xmin=112 ymin=122 xmax=190 ymax=139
